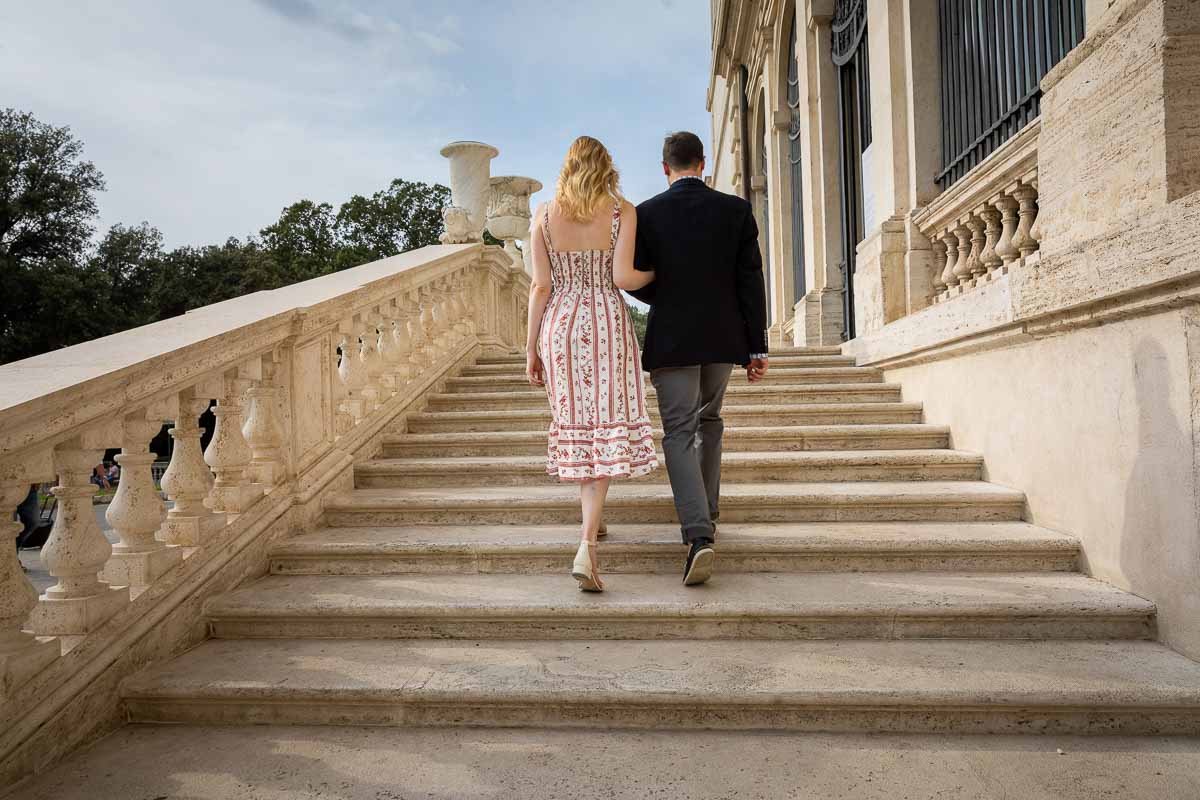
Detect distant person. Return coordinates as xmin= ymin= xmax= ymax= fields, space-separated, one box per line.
xmin=106 ymin=462 xmax=120 ymax=484
xmin=525 ymin=135 xmax=658 ymax=593
xmin=91 ymin=464 xmax=111 ymax=491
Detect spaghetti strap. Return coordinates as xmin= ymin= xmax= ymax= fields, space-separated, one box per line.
xmin=609 ymin=201 xmax=621 ymax=250
xmin=541 ymin=203 xmax=555 ymax=252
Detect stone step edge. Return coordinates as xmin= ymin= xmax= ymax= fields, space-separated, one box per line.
xmin=383 ymin=424 xmax=952 ymax=444
xmin=407 ymin=402 xmax=926 ymax=421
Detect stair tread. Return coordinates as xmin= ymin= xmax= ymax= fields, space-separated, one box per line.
xmin=206 ymin=571 xmax=1147 ymax=619
xmin=272 ymin=521 xmax=1079 ymax=556
xmin=327 ymin=481 xmax=1025 ymax=509
xmin=432 ymin=383 xmax=898 ymax=401
xmin=410 ymin=402 xmax=923 ymax=420
xmin=384 ymin=424 xmax=951 ymax=445
xmin=356 ymin=450 xmax=984 ymax=474
xmin=122 ymin=638 xmax=1200 ymax=707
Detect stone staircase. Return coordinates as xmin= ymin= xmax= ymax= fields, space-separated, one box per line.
xmin=121 ymin=347 xmax=1200 ymax=735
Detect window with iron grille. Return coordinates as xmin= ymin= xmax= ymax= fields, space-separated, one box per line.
xmin=937 ymin=0 xmax=1086 ymax=190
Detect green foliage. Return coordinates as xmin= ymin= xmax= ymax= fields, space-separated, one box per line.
xmin=626 ymin=302 xmax=648 ymax=347
xmin=0 ymin=108 xmax=454 ymax=365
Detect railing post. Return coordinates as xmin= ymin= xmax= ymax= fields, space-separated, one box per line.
xmin=0 ymin=481 xmax=59 ymax=696
xmin=1012 ymin=181 xmax=1040 ymax=260
xmin=406 ymin=292 xmax=429 ymax=373
xmin=419 ymin=286 xmax=440 ymax=360
xmin=161 ymin=389 xmax=225 ymax=546
xmin=381 ymin=299 xmax=413 ymax=390
xmin=950 ymin=221 xmax=973 ymax=288
xmin=359 ymin=313 xmax=385 ymax=411
xmin=204 ymin=370 xmax=261 ymax=517
xmin=102 ymin=411 xmax=181 ymax=590
xmin=242 ymin=355 xmax=285 ymax=490
xmin=337 ymin=320 xmax=368 ymax=427
xmin=33 ymin=436 xmax=129 ymax=637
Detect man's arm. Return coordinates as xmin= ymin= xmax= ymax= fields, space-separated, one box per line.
xmin=735 ymin=205 xmax=769 ymax=362
xmin=627 ymin=203 xmax=657 ymax=304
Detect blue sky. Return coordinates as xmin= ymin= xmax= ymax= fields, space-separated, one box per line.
xmin=1 ymin=0 xmax=714 ymax=249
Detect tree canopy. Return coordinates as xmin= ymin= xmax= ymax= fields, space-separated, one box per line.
xmin=0 ymin=108 xmax=452 ymax=365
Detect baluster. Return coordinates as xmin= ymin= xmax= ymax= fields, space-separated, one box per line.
xmin=979 ymin=203 xmax=1002 ymax=279
xmin=33 ymin=437 xmax=129 ymax=637
xmin=383 ymin=299 xmax=414 ymax=389
xmin=102 ymin=412 xmax=181 ymax=590
xmin=0 ymin=480 xmax=59 ymax=696
xmin=965 ymin=214 xmax=986 ymax=284
xmin=337 ymin=322 xmax=368 ymax=427
xmin=161 ymin=390 xmax=225 ymax=546
xmin=332 ymin=334 xmax=354 ymax=437
xmin=432 ymin=280 xmax=455 ymax=350
xmin=406 ymin=293 xmax=430 ymax=374
xmin=204 ymin=371 xmax=261 ymax=517
xmin=930 ymin=236 xmax=947 ymax=299
xmin=359 ymin=313 xmax=385 ymax=411
xmin=419 ymin=287 xmax=440 ymax=360
xmin=242 ymin=357 xmax=285 ymax=489
xmin=939 ymin=229 xmax=958 ymax=293
xmin=452 ymin=273 xmax=474 ymax=338
xmin=1012 ymin=181 xmax=1040 ymax=259
xmin=950 ymin=222 xmax=973 ymax=288
xmin=994 ymin=193 xmax=1019 ymax=270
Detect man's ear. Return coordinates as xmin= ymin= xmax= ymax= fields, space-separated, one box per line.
xmin=699 ymin=157 xmax=706 ymax=174
xmin=662 ymin=162 xmax=671 ymax=177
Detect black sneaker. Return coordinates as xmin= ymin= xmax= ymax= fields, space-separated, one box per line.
xmin=683 ymin=538 xmax=715 ymax=586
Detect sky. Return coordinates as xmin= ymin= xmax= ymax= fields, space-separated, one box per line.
xmin=1 ymin=0 xmax=715 ymax=249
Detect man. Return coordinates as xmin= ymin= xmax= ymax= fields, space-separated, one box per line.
xmin=629 ymin=131 xmax=769 ymax=586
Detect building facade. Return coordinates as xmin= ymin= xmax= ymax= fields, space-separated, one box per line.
xmin=709 ymin=0 xmax=1200 ymax=661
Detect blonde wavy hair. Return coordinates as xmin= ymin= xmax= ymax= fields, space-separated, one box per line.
xmin=554 ymin=136 xmax=622 ymax=222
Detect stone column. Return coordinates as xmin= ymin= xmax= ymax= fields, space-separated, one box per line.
xmin=487 ymin=176 xmax=542 ymax=275
xmin=102 ymin=413 xmax=181 ymax=590
xmin=33 ymin=440 xmax=129 ymax=637
xmin=0 ymin=481 xmax=59 ymax=697
xmin=439 ymin=141 xmax=499 ymax=243
xmin=161 ymin=391 xmax=225 ymax=546
xmin=204 ymin=373 xmax=262 ymax=517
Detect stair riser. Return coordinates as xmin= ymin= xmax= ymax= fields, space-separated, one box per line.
xmin=269 ymin=550 xmax=1080 ymax=576
xmin=427 ymin=389 xmax=902 ymax=412
xmin=324 ymin=502 xmax=1025 ymax=527
xmin=407 ymin=409 xmax=924 ymax=433
xmin=207 ymin=614 xmax=1152 ymax=641
xmin=383 ymin=432 xmax=951 ymax=457
xmin=354 ymin=462 xmax=983 ymax=488
xmin=463 ymin=357 xmax=854 ymax=374
xmin=446 ymin=371 xmax=882 ymax=391
xmin=122 ymin=700 xmax=1200 ymax=736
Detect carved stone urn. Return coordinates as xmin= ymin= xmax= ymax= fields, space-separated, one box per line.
xmin=487 ymin=176 xmax=543 ymax=273
xmin=439 ymin=141 xmax=499 ymax=243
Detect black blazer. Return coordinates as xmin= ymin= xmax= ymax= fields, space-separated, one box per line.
xmin=630 ymin=178 xmax=768 ymax=370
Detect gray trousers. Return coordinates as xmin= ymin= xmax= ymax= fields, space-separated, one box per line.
xmin=649 ymin=363 xmax=734 ymax=543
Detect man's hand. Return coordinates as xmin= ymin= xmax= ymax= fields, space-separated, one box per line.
xmin=526 ymin=352 xmax=545 ymax=387
xmin=747 ymin=357 xmax=768 ymax=383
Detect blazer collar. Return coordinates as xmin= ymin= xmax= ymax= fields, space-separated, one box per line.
xmin=668 ymin=176 xmax=707 ymax=193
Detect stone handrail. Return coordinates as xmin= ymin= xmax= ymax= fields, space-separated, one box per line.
xmin=0 ymin=240 xmax=529 ymax=704
xmin=913 ymin=119 xmax=1042 ymax=305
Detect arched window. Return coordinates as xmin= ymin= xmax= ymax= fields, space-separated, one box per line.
xmin=786 ymin=8 xmax=806 ymax=309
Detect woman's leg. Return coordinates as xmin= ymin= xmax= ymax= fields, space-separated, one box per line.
xmin=579 ymin=477 xmax=611 ymax=585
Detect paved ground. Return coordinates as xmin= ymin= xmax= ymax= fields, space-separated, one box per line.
xmin=7 ymin=726 xmax=1200 ymax=800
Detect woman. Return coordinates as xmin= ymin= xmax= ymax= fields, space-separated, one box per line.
xmin=526 ymin=136 xmax=657 ymax=592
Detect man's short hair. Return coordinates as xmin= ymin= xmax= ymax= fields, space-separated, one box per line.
xmin=662 ymin=131 xmax=705 ymax=171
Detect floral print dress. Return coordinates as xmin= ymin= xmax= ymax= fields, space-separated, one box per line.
xmin=538 ymin=201 xmax=658 ymax=481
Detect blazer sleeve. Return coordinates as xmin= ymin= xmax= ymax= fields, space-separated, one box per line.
xmin=735 ymin=205 xmax=769 ymax=356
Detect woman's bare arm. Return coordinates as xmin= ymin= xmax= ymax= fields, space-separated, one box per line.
xmin=525 ymin=202 xmax=555 ymax=385
xmin=612 ymin=202 xmax=654 ymax=291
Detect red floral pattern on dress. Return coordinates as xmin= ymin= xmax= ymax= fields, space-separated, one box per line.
xmin=537 ymin=202 xmax=657 ymax=481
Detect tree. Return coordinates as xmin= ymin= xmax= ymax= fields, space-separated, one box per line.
xmin=259 ymin=200 xmax=338 ymax=282
xmin=0 ymin=109 xmax=106 ymax=363
xmin=335 ymin=179 xmax=450 ymax=267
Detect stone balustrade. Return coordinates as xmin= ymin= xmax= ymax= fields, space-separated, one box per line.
xmin=914 ymin=120 xmax=1041 ymax=305
xmin=0 ymin=238 xmax=529 ymax=702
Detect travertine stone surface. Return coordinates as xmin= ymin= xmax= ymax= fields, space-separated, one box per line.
xmin=440 ymin=141 xmax=499 ymax=242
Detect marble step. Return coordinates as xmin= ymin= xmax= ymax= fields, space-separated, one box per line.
xmin=425 ymin=383 xmax=903 ymax=412
xmin=269 ymin=521 xmax=1081 ymax=575
xmin=405 ymin=402 xmax=925 ymax=433
xmin=323 ymin=481 xmax=1025 ymax=526
xmin=203 ymin=571 xmax=1152 ymax=641
xmin=120 ymin=638 xmax=1200 ymax=734
xmin=446 ymin=365 xmax=883 ymax=391
xmin=471 ymin=347 xmax=848 ymax=368
xmin=382 ymin=424 xmax=952 ymax=457
xmin=354 ymin=450 xmax=985 ymax=487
